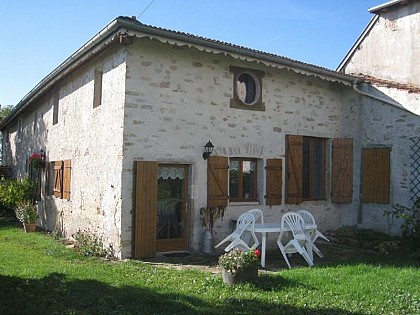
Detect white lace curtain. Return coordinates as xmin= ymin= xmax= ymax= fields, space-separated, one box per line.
xmin=158 ymin=167 xmax=185 ymax=180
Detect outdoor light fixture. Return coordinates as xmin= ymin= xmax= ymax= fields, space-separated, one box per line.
xmin=40 ymin=149 xmax=46 ymax=161
xmin=202 ymin=140 xmax=214 ymax=160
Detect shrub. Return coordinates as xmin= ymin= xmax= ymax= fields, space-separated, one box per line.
xmin=14 ymin=200 xmax=38 ymax=224
xmin=384 ymin=198 xmax=420 ymax=255
xmin=73 ymin=230 xmax=112 ymax=258
xmin=0 ymin=177 xmax=36 ymax=210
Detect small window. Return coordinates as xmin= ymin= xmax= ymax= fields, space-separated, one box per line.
xmin=33 ymin=112 xmax=38 ymax=132
xmin=17 ymin=119 xmax=23 ymax=143
xmin=53 ymin=92 xmax=59 ymax=125
xmin=230 ymin=66 xmax=265 ymax=111
xmin=229 ymin=158 xmax=258 ymax=202
xmin=93 ymin=70 xmax=103 ymax=108
xmin=4 ymin=129 xmax=9 ymax=145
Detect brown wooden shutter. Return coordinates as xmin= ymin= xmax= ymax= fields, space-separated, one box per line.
xmin=362 ymin=148 xmax=390 ymax=204
xmin=53 ymin=161 xmax=63 ymax=198
xmin=332 ymin=138 xmax=353 ymax=203
xmin=286 ymin=135 xmax=303 ymax=204
xmin=63 ymin=160 xmax=71 ymax=200
xmin=207 ymin=156 xmax=229 ymax=208
xmin=134 ymin=161 xmax=158 ymax=259
xmin=265 ymin=159 xmax=282 ymax=206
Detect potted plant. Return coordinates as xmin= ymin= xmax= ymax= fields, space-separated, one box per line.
xmin=14 ymin=200 xmax=38 ymax=232
xmin=218 ymin=248 xmax=261 ymax=285
xmin=29 ymin=153 xmax=45 ymax=170
xmin=200 ymin=206 xmax=225 ymax=254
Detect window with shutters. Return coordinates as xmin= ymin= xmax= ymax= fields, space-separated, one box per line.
xmin=286 ymin=135 xmax=326 ymax=203
xmin=229 ymin=158 xmax=258 ymax=202
xmin=53 ymin=160 xmax=71 ymax=200
xmin=93 ymin=70 xmax=103 ymax=108
xmin=362 ymin=148 xmax=390 ymax=204
xmin=208 ymin=156 xmax=282 ymax=206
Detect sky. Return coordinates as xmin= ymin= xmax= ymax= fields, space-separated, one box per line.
xmin=0 ymin=0 xmax=383 ymax=107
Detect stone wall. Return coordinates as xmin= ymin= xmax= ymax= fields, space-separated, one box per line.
xmin=3 ymin=45 xmax=128 ymax=258
xmin=121 ymin=37 xmax=358 ymax=256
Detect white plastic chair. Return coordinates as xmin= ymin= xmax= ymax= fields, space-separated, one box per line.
xmin=247 ymin=208 xmax=264 ymax=223
xmin=215 ymin=212 xmax=259 ymax=252
xmin=242 ymin=208 xmax=264 ymax=245
xmin=277 ymin=212 xmax=322 ymax=269
xmin=297 ymin=209 xmax=329 ymax=243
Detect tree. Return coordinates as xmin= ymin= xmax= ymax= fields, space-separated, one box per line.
xmin=0 ymin=104 xmax=14 ymax=164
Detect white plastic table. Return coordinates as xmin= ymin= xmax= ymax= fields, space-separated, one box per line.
xmin=253 ymin=223 xmax=317 ymax=268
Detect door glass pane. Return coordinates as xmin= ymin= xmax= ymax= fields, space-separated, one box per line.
xmin=157 ymin=167 xmax=185 ymax=240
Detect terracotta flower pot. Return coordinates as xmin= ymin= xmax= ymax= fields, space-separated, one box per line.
xmin=23 ymin=223 xmax=37 ymax=233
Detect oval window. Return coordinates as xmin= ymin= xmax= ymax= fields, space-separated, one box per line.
xmin=236 ymin=72 xmax=259 ymax=105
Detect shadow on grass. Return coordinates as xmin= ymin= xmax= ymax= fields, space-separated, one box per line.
xmin=0 ymin=273 xmax=362 ymax=315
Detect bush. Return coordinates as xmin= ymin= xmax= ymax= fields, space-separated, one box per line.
xmin=384 ymin=198 xmax=420 ymax=255
xmin=14 ymin=200 xmax=38 ymax=224
xmin=0 ymin=177 xmax=36 ymax=211
xmin=73 ymin=230 xmax=112 ymax=258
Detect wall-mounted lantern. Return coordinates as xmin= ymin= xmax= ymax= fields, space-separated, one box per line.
xmin=202 ymin=140 xmax=214 ymax=160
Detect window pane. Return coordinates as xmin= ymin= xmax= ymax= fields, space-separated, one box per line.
xmin=229 ymin=160 xmax=239 ymax=199
xmin=313 ymin=139 xmax=325 ymax=199
xmin=242 ymin=160 xmax=256 ymax=199
xmin=237 ymin=73 xmax=256 ymax=104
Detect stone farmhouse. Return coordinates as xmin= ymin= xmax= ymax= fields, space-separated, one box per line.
xmin=1 ymin=4 xmax=419 ymax=258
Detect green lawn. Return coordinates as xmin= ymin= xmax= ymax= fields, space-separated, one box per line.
xmin=0 ymin=221 xmax=419 ymax=315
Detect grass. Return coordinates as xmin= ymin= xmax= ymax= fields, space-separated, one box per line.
xmin=0 ymin=220 xmax=419 ymax=315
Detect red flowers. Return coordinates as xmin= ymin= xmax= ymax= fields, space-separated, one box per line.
xmin=254 ymin=249 xmax=261 ymax=258
xmin=29 ymin=153 xmax=41 ymax=161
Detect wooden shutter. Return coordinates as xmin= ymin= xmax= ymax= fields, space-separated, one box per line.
xmin=362 ymin=148 xmax=390 ymax=204
xmin=285 ymin=135 xmax=303 ymax=204
xmin=63 ymin=160 xmax=71 ymax=200
xmin=134 ymin=161 xmax=158 ymax=259
xmin=265 ymin=159 xmax=282 ymax=206
xmin=53 ymin=161 xmax=63 ymax=198
xmin=332 ymin=138 xmax=353 ymax=203
xmin=207 ymin=156 xmax=229 ymax=208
